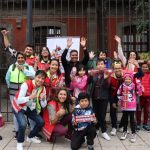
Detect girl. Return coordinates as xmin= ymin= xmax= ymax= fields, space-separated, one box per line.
xmin=44 ymin=58 xmax=65 ymax=99
xmin=42 ymin=87 xmax=73 ymax=141
xmin=70 ymin=64 xmax=88 ymax=99
xmin=117 ymin=72 xmax=142 ymax=143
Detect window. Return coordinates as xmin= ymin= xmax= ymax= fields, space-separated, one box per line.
xmin=122 ymin=25 xmax=148 ymax=52
xmin=33 ymin=26 xmax=61 ymax=52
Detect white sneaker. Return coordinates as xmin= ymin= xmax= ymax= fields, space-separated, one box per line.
xmin=130 ymin=134 xmax=136 ymax=143
xmin=101 ymin=132 xmax=111 ymax=141
xmin=17 ymin=143 xmax=23 ymax=150
xmin=26 ymin=136 xmax=41 ymax=144
xmin=110 ymin=128 xmax=117 ymax=136
xmin=120 ymin=132 xmax=127 ymax=140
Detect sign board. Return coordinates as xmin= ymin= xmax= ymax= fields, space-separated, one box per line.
xmin=46 ymin=36 xmax=80 ymax=61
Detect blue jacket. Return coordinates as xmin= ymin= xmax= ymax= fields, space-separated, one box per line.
xmin=72 ymin=105 xmax=96 ymax=131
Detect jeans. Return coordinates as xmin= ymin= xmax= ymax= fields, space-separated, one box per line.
xmin=13 ymin=107 xmax=44 ymax=143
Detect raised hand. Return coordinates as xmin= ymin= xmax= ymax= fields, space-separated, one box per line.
xmin=114 ymin=35 xmax=121 ymax=44
xmin=67 ymin=37 xmax=73 ymax=49
xmin=1 ymin=30 xmax=9 ymax=36
xmin=80 ymin=36 xmax=87 ymax=48
xmin=89 ymin=51 xmax=95 ymax=60
xmin=114 ymin=51 xmax=118 ymax=59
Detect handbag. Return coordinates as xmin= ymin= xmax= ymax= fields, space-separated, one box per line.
xmin=0 ymin=113 xmax=4 ymax=127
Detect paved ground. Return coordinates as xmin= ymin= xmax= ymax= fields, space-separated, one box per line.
xmin=0 ymin=123 xmax=150 ymax=150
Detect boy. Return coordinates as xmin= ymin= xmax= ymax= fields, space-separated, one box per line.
xmin=71 ymin=92 xmax=97 ymax=150
xmin=89 ymin=59 xmax=111 ymax=140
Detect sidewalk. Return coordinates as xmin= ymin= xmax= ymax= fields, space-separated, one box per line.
xmin=0 ymin=123 xmax=150 ymax=150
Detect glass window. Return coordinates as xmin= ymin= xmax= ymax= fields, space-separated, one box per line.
xmin=33 ymin=26 xmax=61 ymax=52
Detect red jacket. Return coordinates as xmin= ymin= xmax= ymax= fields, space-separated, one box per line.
xmin=12 ymin=80 xmax=45 ymax=113
xmin=141 ymin=72 xmax=150 ymax=97
xmin=42 ymin=100 xmax=61 ymax=140
xmin=26 ymin=56 xmax=36 ymax=67
xmin=37 ymin=60 xmax=50 ymax=71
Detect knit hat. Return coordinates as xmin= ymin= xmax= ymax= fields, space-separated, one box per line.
xmin=123 ymin=72 xmax=134 ymax=80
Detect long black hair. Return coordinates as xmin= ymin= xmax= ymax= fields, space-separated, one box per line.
xmin=39 ymin=46 xmax=51 ymax=61
xmin=50 ymin=58 xmax=61 ymax=76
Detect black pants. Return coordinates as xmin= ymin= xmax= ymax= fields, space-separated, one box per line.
xmin=71 ymin=124 xmax=96 ymax=150
xmin=110 ymin=102 xmax=117 ymax=129
xmin=122 ymin=111 xmax=136 ymax=134
xmin=119 ymin=113 xmax=125 ymax=128
xmin=92 ymin=99 xmax=108 ymax=133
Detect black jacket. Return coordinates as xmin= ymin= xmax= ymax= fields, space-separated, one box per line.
xmin=61 ymin=48 xmax=89 ymax=87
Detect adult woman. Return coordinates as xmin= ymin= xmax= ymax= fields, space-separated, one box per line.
xmin=44 ymin=58 xmax=65 ymax=99
xmin=115 ymin=35 xmax=139 ymax=71
xmin=42 ymin=87 xmax=73 ymax=141
xmin=5 ymin=52 xmax=35 ymax=136
xmin=34 ymin=47 xmax=51 ymax=71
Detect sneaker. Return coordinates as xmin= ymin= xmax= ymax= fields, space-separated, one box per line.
xmin=87 ymin=145 xmax=94 ymax=150
xmin=101 ymin=132 xmax=111 ymax=141
xmin=17 ymin=143 xmax=23 ymax=150
xmin=120 ymin=132 xmax=127 ymax=140
xmin=136 ymin=125 xmax=141 ymax=131
xmin=143 ymin=125 xmax=150 ymax=131
xmin=110 ymin=128 xmax=117 ymax=136
xmin=36 ymin=133 xmax=43 ymax=139
xmin=26 ymin=136 xmax=41 ymax=144
xmin=130 ymin=134 xmax=136 ymax=143
xmin=118 ymin=127 xmax=129 ymax=133
xmin=118 ymin=127 xmax=123 ymax=133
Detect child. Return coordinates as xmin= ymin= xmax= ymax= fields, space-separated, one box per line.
xmin=117 ymin=72 xmax=142 ymax=143
xmin=136 ymin=61 xmax=150 ymax=131
xmin=70 ymin=64 xmax=88 ymax=99
xmin=42 ymin=87 xmax=73 ymax=141
xmin=71 ymin=92 xmax=97 ymax=150
xmin=89 ymin=59 xmax=111 ymax=141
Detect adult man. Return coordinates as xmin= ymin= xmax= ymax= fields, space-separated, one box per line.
xmin=1 ymin=30 xmax=36 ymax=67
xmin=109 ymin=59 xmax=144 ymax=136
xmin=61 ymin=37 xmax=89 ymax=87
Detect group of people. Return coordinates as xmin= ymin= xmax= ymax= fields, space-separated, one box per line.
xmin=0 ymin=29 xmax=150 ymax=150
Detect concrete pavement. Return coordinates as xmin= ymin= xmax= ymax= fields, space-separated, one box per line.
xmin=1 ymin=123 xmax=150 ymax=150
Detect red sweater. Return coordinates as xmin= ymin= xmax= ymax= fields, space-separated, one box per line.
xmin=141 ymin=72 xmax=150 ymax=97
